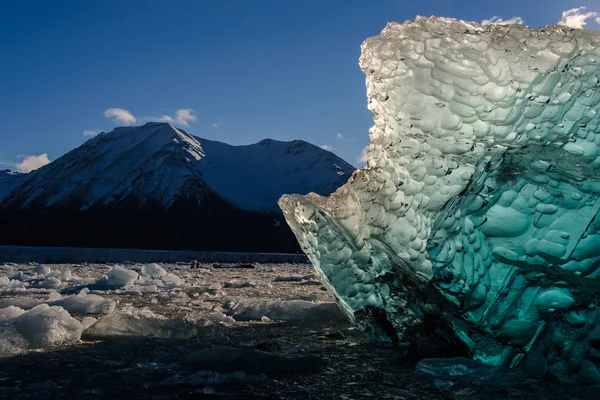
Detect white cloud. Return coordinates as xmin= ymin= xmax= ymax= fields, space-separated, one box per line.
xmin=14 ymin=154 xmax=51 ymax=173
xmin=103 ymin=108 xmax=198 ymax=128
xmin=212 ymin=122 xmax=220 ymax=128
xmin=104 ymin=108 xmax=137 ymax=125
xmin=558 ymin=7 xmax=599 ymax=29
xmin=336 ymin=133 xmax=344 ymax=140
xmin=152 ymin=108 xmax=197 ymax=127
xmin=358 ymin=146 xmax=369 ymax=164
xmin=320 ymin=145 xmax=333 ymax=151
xmin=83 ymin=129 xmax=101 ymax=137
xmin=481 ymin=16 xmax=524 ymax=25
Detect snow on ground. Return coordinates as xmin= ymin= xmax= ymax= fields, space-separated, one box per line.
xmin=0 ymin=261 xmax=343 ymax=356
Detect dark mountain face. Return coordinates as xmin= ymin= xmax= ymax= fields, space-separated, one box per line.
xmin=0 ymin=123 xmax=354 ymax=252
xmin=0 ymin=195 xmax=300 ymax=253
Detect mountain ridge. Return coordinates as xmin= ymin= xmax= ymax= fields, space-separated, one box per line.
xmin=0 ymin=122 xmax=354 ymax=252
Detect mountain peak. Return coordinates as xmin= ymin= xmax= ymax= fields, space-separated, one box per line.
xmin=92 ymin=122 xmax=198 ymax=153
xmin=1 ymin=122 xmax=355 ymax=213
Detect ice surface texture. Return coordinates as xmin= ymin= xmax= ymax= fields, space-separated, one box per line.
xmin=279 ymin=16 xmax=600 ymax=381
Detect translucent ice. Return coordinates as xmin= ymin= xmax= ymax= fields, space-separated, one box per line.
xmin=280 ymin=17 xmax=600 ymax=381
xmin=0 ymin=293 xmax=114 ymax=316
xmin=84 ymin=307 xmax=197 ymax=339
xmin=49 ymin=293 xmax=116 ymax=315
xmin=0 ymin=305 xmax=25 ymax=320
xmin=4 ymin=304 xmax=82 ymax=348
xmin=95 ymin=265 xmax=139 ymax=288
xmin=141 ymin=263 xmax=167 ymax=279
xmin=32 ymin=265 xmax=51 ymax=276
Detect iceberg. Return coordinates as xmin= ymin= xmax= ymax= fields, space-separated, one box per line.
xmin=279 ymin=16 xmax=600 ymax=381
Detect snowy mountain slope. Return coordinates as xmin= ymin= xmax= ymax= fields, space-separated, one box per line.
xmin=0 ymin=123 xmax=354 ymax=252
xmin=197 ymin=138 xmax=353 ymax=212
xmin=0 ymin=122 xmax=353 ymax=213
xmin=0 ymin=170 xmax=25 ymax=201
xmin=0 ymin=123 xmax=208 ymax=211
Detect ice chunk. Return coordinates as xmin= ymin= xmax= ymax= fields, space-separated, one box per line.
xmin=49 ymin=293 xmax=116 ymax=315
xmin=59 ymin=268 xmax=72 ymax=281
xmin=96 ymin=265 xmax=138 ymax=288
xmin=223 ymin=280 xmax=258 ymax=289
xmin=142 ymin=284 xmax=158 ymax=293
xmin=34 ymin=276 xmax=61 ymax=289
xmin=161 ymin=273 xmax=184 ymax=287
xmin=9 ymin=304 xmax=82 ymax=348
xmin=32 ymin=265 xmax=51 ymax=276
xmin=0 ymin=325 xmax=28 ymax=356
xmin=186 ymin=283 xmax=222 ymax=297
xmin=126 ymin=285 xmax=143 ymax=295
xmin=81 ymin=317 xmax=97 ymax=330
xmin=0 ymin=276 xmax=25 ymax=291
xmin=0 ymin=298 xmax=42 ymax=310
xmin=84 ymin=308 xmax=197 ymax=339
xmin=47 ymin=290 xmax=62 ymax=301
xmin=141 ymin=263 xmax=167 ymax=278
xmin=279 ymin=17 xmax=600 ymax=381
xmin=0 ymin=305 xmax=25 ymax=320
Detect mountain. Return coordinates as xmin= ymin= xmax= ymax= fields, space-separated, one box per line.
xmin=0 ymin=170 xmax=25 ymax=201
xmin=0 ymin=123 xmax=354 ymax=252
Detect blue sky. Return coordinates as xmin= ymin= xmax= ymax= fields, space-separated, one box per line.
xmin=1 ymin=0 xmax=599 ymax=171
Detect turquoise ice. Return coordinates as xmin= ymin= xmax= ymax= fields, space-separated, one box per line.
xmin=279 ymin=16 xmax=600 ymax=382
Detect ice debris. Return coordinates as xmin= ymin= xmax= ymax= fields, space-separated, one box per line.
xmin=50 ymin=292 xmax=116 ymax=315
xmin=1 ymin=265 xmax=75 ymax=293
xmin=0 ymin=304 xmax=82 ymax=349
xmin=84 ymin=307 xmax=197 ymax=339
xmin=141 ymin=263 xmax=167 ymax=279
xmin=82 ymin=264 xmax=184 ymax=291
xmin=96 ymin=265 xmax=139 ymax=288
xmin=224 ymin=299 xmax=345 ymax=323
xmin=279 ymin=16 xmax=600 ymax=381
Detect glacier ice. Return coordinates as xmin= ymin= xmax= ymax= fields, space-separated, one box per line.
xmin=279 ymin=16 xmax=600 ymax=381
xmin=50 ymin=292 xmax=116 ymax=315
xmin=141 ymin=263 xmax=168 ymax=279
xmin=1 ymin=304 xmax=83 ymax=349
xmin=101 ymin=265 xmax=139 ymax=288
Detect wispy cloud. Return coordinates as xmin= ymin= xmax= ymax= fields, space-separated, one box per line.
xmin=212 ymin=122 xmax=220 ymax=128
xmin=335 ymin=133 xmax=344 ymax=140
xmin=104 ymin=108 xmax=137 ymax=126
xmin=103 ymin=108 xmax=199 ymax=128
xmin=320 ymin=145 xmax=333 ymax=151
xmin=11 ymin=154 xmax=51 ymax=173
xmin=83 ymin=129 xmax=102 ymax=137
xmin=481 ymin=16 xmax=524 ymax=25
xmin=150 ymin=108 xmax=197 ymax=127
xmin=558 ymin=7 xmax=599 ymax=29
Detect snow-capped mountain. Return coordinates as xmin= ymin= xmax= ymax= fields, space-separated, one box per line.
xmin=0 ymin=122 xmax=354 ymax=252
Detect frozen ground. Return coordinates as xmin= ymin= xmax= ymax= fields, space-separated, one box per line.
xmin=0 ymin=262 xmax=595 ymax=399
